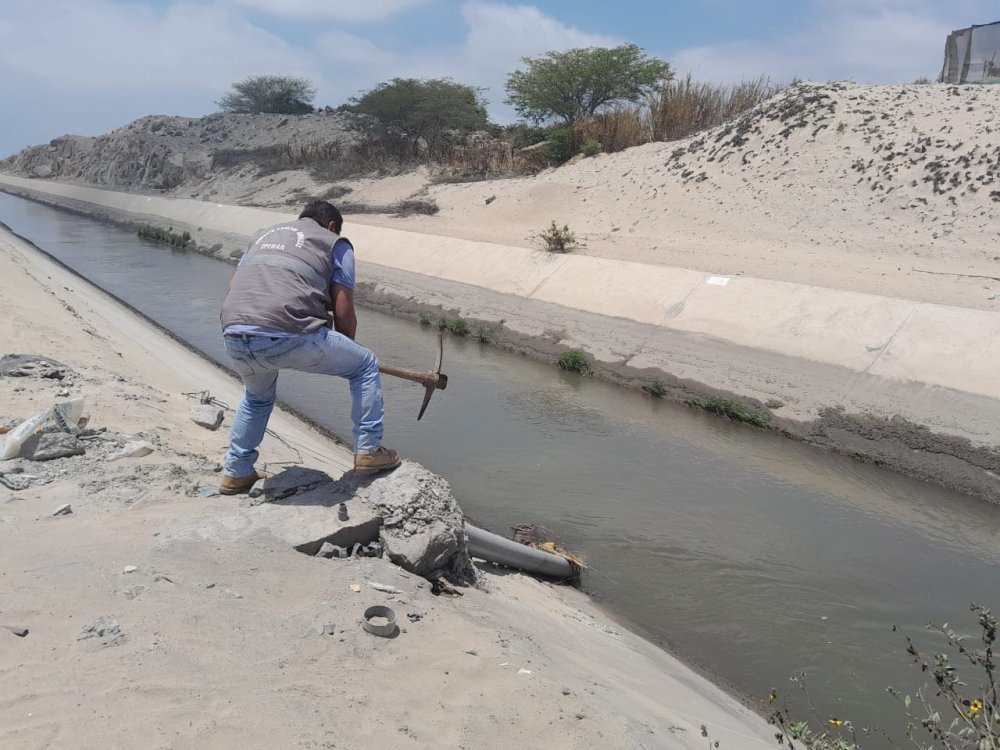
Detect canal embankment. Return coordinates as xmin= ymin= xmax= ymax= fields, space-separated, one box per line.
xmin=0 ymin=222 xmax=776 ymax=748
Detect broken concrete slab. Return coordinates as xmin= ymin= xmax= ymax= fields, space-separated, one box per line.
xmin=190 ymin=404 xmax=224 ymax=431
xmin=258 ymin=466 xmax=330 ymax=501
xmin=29 ymin=433 xmax=86 ymax=461
xmin=157 ymin=480 xmax=382 ymax=557
xmin=337 ymin=461 xmax=475 ymax=583
xmin=160 ymin=461 xmax=474 ymax=583
xmin=107 ymin=440 xmax=154 ymax=461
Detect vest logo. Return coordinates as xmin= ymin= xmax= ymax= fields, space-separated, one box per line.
xmin=255 ymin=225 xmax=307 ymax=251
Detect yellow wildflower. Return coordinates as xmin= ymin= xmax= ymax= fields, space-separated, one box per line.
xmin=827 ymin=718 xmax=844 ymax=727
xmin=768 ymin=689 xmax=777 ymax=703
xmin=969 ymin=699 xmax=984 ymax=714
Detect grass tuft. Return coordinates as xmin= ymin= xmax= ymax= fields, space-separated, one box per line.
xmin=538 ymin=221 xmax=578 ymax=253
xmin=686 ymin=396 xmax=770 ymax=427
xmin=137 ymin=224 xmax=193 ymax=248
xmin=438 ymin=316 xmax=468 ymax=336
xmin=641 ymin=379 xmax=667 ymax=398
xmin=557 ymin=350 xmax=592 ymax=375
xmin=473 ymin=324 xmax=496 ymax=344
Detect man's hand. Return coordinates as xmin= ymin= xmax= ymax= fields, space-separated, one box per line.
xmin=331 ymin=283 xmax=357 ymax=340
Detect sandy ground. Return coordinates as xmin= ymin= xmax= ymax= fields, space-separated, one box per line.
xmin=181 ymin=82 xmax=1000 ymax=313
xmin=0 ymin=228 xmax=774 ymax=748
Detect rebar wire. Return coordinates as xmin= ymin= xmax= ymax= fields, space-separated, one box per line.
xmin=182 ymin=390 xmax=305 ymax=465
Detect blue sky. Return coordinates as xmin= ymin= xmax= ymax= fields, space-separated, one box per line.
xmin=0 ymin=0 xmax=995 ymax=156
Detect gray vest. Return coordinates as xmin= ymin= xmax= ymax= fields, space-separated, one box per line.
xmin=221 ymin=218 xmax=336 ymax=334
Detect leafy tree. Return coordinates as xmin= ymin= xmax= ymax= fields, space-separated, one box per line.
xmin=217 ymin=75 xmax=316 ymax=114
xmin=505 ymin=44 xmax=671 ymax=126
xmin=347 ymin=78 xmax=488 ymax=145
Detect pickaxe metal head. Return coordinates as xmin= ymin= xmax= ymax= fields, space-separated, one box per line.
xmin=378 ymin=332 xmax=449 ymax=420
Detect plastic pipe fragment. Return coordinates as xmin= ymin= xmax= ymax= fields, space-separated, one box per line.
xmin=465 ymin=524 xmax=574 ymax=578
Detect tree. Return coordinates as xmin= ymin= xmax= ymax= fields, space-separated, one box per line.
xmin=505 ymin=44 xmax=671 ymax=126
xmin=347 ymin=78 xmax=488 ymax=144
xmin=217 ymin=75 xmax=316 ymax=114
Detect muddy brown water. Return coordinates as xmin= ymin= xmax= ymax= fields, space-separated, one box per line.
xmin=5 ymin=190 xmax=1000 ymax=743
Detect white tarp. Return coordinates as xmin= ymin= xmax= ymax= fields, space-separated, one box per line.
xmin=940 ymin=21 xmax=1000 ymax=84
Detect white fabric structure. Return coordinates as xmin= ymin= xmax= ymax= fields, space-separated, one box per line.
xmin=940 ymin=21 xmax=1000 ymax=83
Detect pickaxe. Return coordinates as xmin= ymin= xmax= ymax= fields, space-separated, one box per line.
xmin=378 ymin=333 xmax=448 ymax=420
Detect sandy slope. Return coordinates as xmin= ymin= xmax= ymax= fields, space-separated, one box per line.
xmin=346 ymin=82 xmax=1000 ymax=311
xmin=0 ymin=228 xmax=772 ymax=748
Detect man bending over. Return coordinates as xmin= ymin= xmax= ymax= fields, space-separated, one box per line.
xmin=218 ymin=200 xmax=399 ymax=494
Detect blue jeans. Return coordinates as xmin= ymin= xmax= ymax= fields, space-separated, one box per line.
xmin=222 ymin=329 xmax=384 ymax=477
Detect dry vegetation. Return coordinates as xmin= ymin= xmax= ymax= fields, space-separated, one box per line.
xmin=443 ymin=76 xmax=784 ymax=176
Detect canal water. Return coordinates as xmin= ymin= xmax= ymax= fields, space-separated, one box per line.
xmin=4 ymin=190 xmax=1000 ymax=742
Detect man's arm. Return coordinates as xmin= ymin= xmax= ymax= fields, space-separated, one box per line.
xmin=331 ymin=283 xmax=357 ymax=340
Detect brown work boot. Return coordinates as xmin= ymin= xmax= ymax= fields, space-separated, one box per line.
xmin=218 ymin=469 xmax=269 ymax=496
xmin=354 ymin=446 xmax=401 ymax=475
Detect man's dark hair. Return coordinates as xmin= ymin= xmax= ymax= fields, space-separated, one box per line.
xmin=299 ymin=200 xmax=343 ymax=234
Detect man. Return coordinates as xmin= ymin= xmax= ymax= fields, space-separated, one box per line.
xmin=218 ymin=200 xmax=400 ymax=495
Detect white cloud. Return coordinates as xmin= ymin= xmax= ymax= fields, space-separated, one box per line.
xmin=231 ymin=0 xmax=429 ymax=23
xmin=672 ymin=2 xmax=984 ymax=84
xmin=0 ymin=0 xmax=315 ymax=91
xmin=461 ymin=3 xmax=618 ymax=61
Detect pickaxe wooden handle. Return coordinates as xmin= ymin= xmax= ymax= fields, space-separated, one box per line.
xmin=377 ymin=365 xmax=448 ymax=390
xmin=377 ymin=333 xmax=448 ymax=420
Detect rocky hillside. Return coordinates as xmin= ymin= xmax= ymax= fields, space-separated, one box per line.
xmin=0 ymin=110 xmax=384 ymax=191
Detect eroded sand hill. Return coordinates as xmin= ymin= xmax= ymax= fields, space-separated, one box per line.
xmin=367 ymin=82 xmax=1000 ymax=309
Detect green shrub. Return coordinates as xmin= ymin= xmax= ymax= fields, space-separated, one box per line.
xmin=538 ymin=221 xmax=578 ymax=253
xmin=473 ymin=324 xmax=496 ymax=344
xmin=580 ymin=139 xmax=603 ymax=157
xmin=438 ymin=316 xmax=467 ymax=336
xmin=217 ymin=74 xmax=315 ymax=114
xmin=641 ymin=379 xmax=666 ymax=398
xmin=686 ymin=396 xmax=770 ymax=427
xmin=557 ymin=350 xmax=592 ymax=375
xmin=137 ymin=224 xmax=193 ymax=248
xmin=544 ymin=128 xmax=572 ymax=162
xmin=418 ymin=313 xmax=431 ymax=326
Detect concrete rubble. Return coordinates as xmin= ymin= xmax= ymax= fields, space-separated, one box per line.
xmin=29 ymin=432 xmax=86 ymax=461
xmin=337 ymin=461 xmax=475 ymax=583
xmin=107 ymin=440 xmax=155 ymax=461
xmin=78 ymin=616 xmax=124 ymax=644
xmin=0 ymin=354 xmax=72 ymax=381
xmin=190 ymin=403 xmax=224 ymax=431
